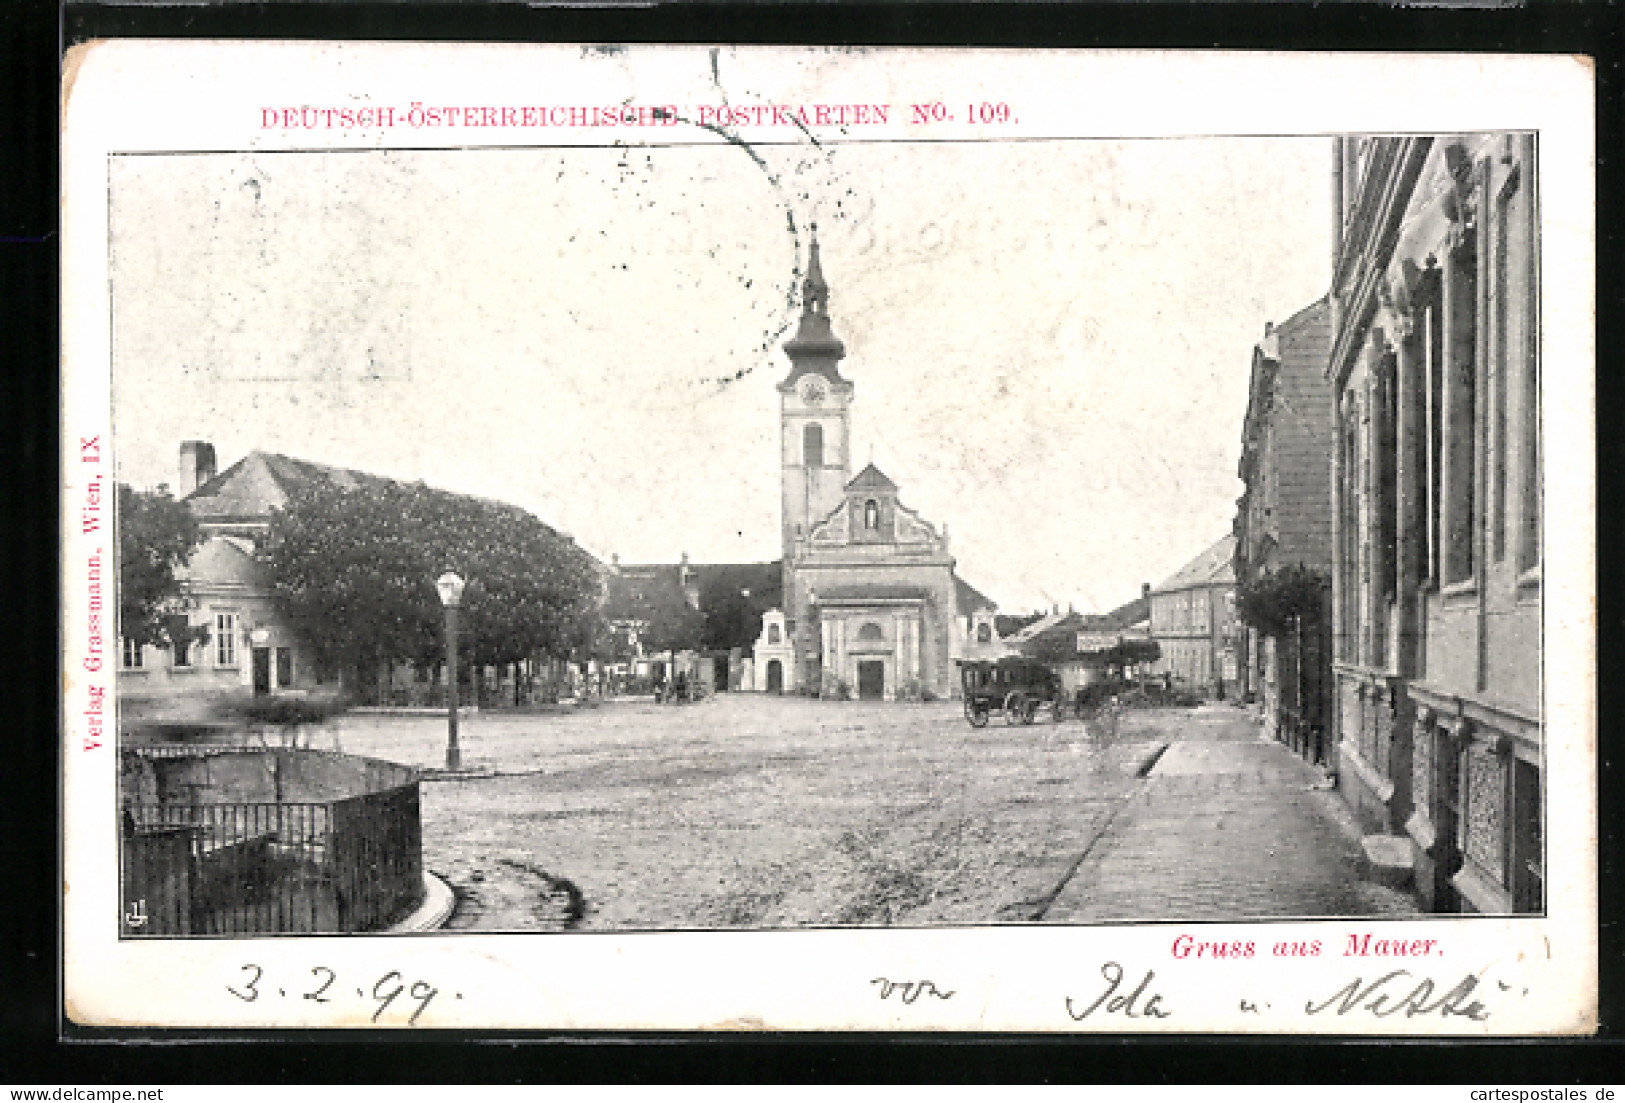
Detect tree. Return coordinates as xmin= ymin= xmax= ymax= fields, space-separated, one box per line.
xmin=636 ymin=575 xmax=705 ymax=655
xmin=1111 ymin=638 xmax=1162 ymax=668
xmin=117 ymin=483 xmax=204 ymax=648
xmin=697 ymin=569 xmax=781 ymax=652
xmin=260 ymin=480 xmax=602 ymax=679
xmin=1236 ymin=565 xmax=1330 ymax=637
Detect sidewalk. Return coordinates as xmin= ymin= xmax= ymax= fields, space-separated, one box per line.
xmin=1044 ymin=706 xmax=1419 ymax=923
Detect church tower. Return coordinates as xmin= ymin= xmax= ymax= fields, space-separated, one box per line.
xmin=778 ymin=229 xmax=854 ymax=562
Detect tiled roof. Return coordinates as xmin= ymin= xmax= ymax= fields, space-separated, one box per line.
xmin=845 ymin=463 xmax=898 ymax=493
xmin=1153 ymin=534 xmax=1237 ymax=593
xmin=953 ymin=574 xmax=996 ymax=613
xmin=1006 ymin=610 xmax=1071 ymax=643
xmin=1104 ymin=593 xmax=1150 ymax=628
xmin=182 ymin=450 xmax=579 ymax=554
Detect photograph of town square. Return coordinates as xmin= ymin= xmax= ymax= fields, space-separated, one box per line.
xmin=112 ymin=131 xmax=1543 ymax=936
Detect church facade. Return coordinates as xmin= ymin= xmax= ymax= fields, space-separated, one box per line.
xmin=761 ymin=236 xmax=996 ymax=700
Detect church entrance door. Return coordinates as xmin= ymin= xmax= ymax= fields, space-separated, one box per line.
xmin=858 ymin=660 xmax=885 ymax=701
xmin=766 ymin=660 xmax=783 ymax=694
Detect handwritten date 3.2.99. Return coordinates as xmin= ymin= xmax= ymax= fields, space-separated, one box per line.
xmin=226 ymin=964 xmax=454 ymax=1026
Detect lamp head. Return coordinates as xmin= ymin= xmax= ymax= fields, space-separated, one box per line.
xmin=436 ymin=571 xmax=466 ymax=607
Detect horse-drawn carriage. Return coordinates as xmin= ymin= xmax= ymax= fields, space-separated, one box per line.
xmin=958 ymin=657 xmax=1068 ymax=727
xmin=958 ymin=658 xmax=1131 ymax=728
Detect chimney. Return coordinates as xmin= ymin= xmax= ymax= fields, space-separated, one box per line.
xmin=178 ymin=441 xmax=217 ymax=495
xmin=1142 ymin=583 xmax=1151 ymax=598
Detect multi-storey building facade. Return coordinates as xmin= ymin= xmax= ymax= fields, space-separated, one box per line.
xmin=1234 ymin=299 xmax=1335 ymax=759
xmin=1327 ymin=134 xmax=1542 ymax=914
xmin=1148 ymin=535 xmax=1239 ymax=698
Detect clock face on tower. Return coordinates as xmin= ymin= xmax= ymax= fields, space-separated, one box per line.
xmin=799 ymin=377 xmax=827 ymax=405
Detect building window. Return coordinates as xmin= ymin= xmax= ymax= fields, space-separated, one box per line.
xmin=858 ymin=622 xmax=884 ymax=642
xmin=1377 ymin=350 xmax=1399 ymax=601
xmin=976 ymin=623 xmax=992 ymax=644
xmin=1442 ymin=169 xmax=1481 ymax=587
xmin=864 ymin=499 xmax=880 ymax=531
xmin=1420 ymin=260 xmax=1445 ymax=586
xmin=1489 ymin=168 xmax=1515 ymax=564
xmin=1339 ymin=411 xmax=1362 ymax=661
xmin=768 ymin=623 xmax=781 ymax=645
xmin=121 ymin=638 xmax=142 ymax=669
xmin=803 ymin=423 xmax=824 ymax=468
xmin=165 ymin=614 xmax=192 ymax=667
xmin=215 ymin=612 xmax=237 ymax=667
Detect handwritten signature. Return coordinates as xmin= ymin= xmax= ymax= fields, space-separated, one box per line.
xmin=1065 ymin=962 xmax=1171 ymax=1020
xmin=1305 ymin=970 xmax=1493 ymax=1021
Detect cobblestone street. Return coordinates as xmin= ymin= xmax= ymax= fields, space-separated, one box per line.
xmin=316 ymin=696 xmax=1415 ymax=930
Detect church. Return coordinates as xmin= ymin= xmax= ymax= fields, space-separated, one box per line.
xmin=751 ymin=234 xmax=1000 ymax=699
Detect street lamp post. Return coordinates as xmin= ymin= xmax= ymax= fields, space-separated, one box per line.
xmin=435 ymin=571 xmax=466 ymax=772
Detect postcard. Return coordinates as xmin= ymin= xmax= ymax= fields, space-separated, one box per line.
xmin=61 ymin=41 xmax=1596 ymax=1032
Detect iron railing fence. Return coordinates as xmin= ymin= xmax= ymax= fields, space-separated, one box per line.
xmin=121 ymin=747 xmax=422 ymax=937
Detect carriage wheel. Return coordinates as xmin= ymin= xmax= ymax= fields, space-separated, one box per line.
xmin=965 ymin=698 xmax=990 ymax=728
xmin=1004 ymin=692 xmax=1025 ymax=725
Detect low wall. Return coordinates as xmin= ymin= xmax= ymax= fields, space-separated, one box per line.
xmin=122 ymin=747 xmax=422 ymax=936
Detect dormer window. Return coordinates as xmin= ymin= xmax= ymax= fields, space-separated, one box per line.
xmin=864 ymin=499 xmax=880 ymax=531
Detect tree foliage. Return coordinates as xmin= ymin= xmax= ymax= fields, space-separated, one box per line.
xmin=1112 ymin=638 xmax=1162 ymax=668
xmin=260 ymin=480 xmax=602 ymax=672
xmin=1024 ymin=628 xmax=1161 ymax=670
xmin=697 ymin=569 xmax=781 ymax=653
xmin=1236 ymin=564 xmax=1330 ymax=636
xmin=634 ymin=575 xmax=706 ymax=655
xmin=118 ymin=483 xmax=204 ymax=648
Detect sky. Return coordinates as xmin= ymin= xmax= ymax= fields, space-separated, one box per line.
xmin=110 ymin=132 xmax=1333 ymax=615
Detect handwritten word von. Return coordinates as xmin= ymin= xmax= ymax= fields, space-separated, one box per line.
xmin=1065 ymin=963 xmax=1171 ymax=1021
xmin=871 ymin=978 xmax=954 ymax=1004
xmin=226 ymin=964 xmax=454 ymax=1026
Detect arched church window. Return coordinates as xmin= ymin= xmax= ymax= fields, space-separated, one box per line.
xmin=858 ymin=622 xmax=884 ymax=642
xmin=768 ymin=624 xmax=781 ymax=645
xmin=976 ymin=623 xmax=992 ymax=644
xmin=804 ymin=423 xmax=824 ymax=467
xmin=864 ymin=499 xmax=880 ymax=530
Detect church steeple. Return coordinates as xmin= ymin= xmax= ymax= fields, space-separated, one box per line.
xmin=778 ymin=228 xmax=854 ymax=569
xmin=783 ymin=225 xmax=847 ymax=376
xmin=803 ymin=232 xmax=830 ymax=317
